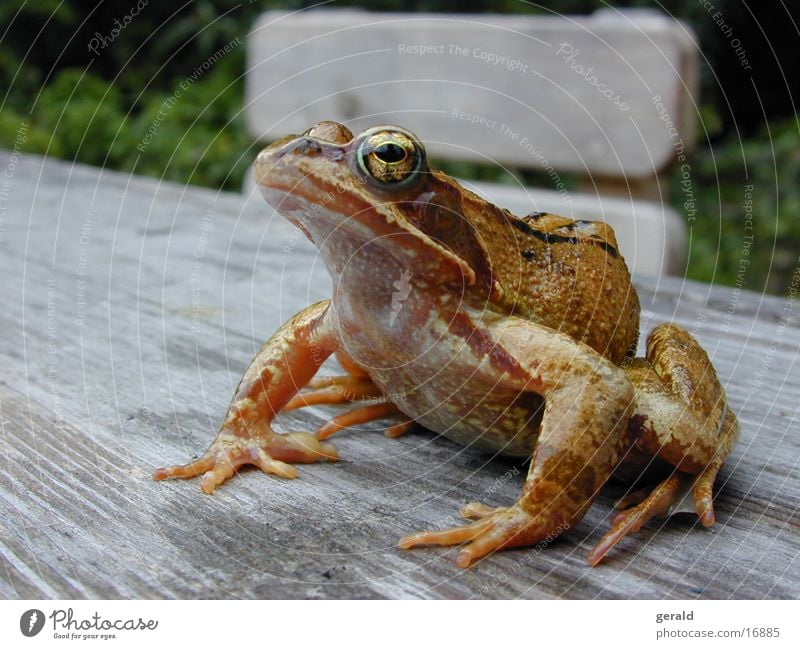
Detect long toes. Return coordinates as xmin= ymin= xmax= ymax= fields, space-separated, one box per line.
xmin=199 ymin=454 xmax=241 ymax=494
xmin=284 ymin=375 xmax=382 ymax=410
xmin=455 ymin=526 xmax=514 ymax=568
xmin=304 ymin=375 xmax=360 ymax=390
xmin=153 ymin=455 xmax=215 ymax=481
xmin=613 ymin=487 xmax=650 ymax=510
xmin=253 ymin=450 xmax=298 ymax=480
xmin=283 ymin=388 xmax=342 ymax=410
xmin=586 ymin=505 xmax=652 ymax=566
xmin=269 ymin=431 xmax=338 ymax=462
xmin=284 ymin=382 xmax=383 ymax=410
xmin=385 ymin=421 xmax=414 ymax=438
xmin=693 ymin=481 xmax=716 ymax=526
xmin=587 ymin=475 xmax=684 ymax=566
xmin=314 ymin=403 xmax=399 ymax=441
xmin=460 ymin=502 xmax=500 ymax=520
xmin=397 ymin=519 xmax=491 ymax=550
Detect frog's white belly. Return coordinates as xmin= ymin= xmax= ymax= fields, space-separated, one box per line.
xmin=334 ymin=293 xmax=542 ymax=457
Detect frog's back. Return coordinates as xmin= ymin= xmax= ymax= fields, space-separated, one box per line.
xmin=497 ymin=210 xmax=640 ymax=364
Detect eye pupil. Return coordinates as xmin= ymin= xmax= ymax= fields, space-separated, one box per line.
xmin=374 ymin=142 xmax=406 ymax=163
xmin=356 ymin=129 xmax=425 ymax=187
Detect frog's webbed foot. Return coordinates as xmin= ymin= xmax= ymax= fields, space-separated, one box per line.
xmin=398 ymin=504 xmax=545 ymax=568
xmin=154 ymin=300 xmax=343 ymax=493
xmin=586 ymin=464 xmax=725 ymax=566
xmin=154 ymin=429 xmax=337 ymax=494
xmin=587 ymin=474 xmax=689 ymax=566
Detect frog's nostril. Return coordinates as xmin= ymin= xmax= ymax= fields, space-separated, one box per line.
xmin=285 ymin=138 xmax=322 ymax=156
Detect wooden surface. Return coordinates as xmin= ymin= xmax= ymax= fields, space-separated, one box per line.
xmin=1 ymin=151 xmax=798 ymax=599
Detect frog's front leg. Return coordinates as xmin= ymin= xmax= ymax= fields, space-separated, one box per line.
xmin=154 ymin=300 xmax=339 ymax=493
xmin=586 ymin=324 xmax=740 ymax=565
xmin=399 ymin=319 xmax=634 ymax=568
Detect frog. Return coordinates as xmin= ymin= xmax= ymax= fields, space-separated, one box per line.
xmin=154 ymin=121 xmax=740 ymax=567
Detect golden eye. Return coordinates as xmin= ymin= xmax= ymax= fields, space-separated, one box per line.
xmin=356 ymin=129 xmax=424 ymax=186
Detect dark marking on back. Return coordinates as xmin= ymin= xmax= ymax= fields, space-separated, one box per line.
xmin=508 ymin=215 xmax=618 ymax=258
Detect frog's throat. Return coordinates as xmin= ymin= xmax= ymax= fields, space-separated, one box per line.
xmin=259 ymin=183 xmax=477 ymax=288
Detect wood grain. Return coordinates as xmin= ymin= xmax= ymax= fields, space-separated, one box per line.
xmin=0 ymin=152 xmax=797 ymax=599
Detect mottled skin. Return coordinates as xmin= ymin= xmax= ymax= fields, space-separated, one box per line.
xmin=155 ymin=122 xmax=740 ymax=567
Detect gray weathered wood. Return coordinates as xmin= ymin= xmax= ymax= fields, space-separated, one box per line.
xmin=1 ymin=152 xmax=798 ymax=599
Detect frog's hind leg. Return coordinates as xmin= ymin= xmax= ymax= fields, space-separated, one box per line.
xmin=400 ymin=322 xmax=636 ymax=568
xmin=282 ymin=375 xmax=383 ymax=410
xmin=587 ymin=323 xmax=740 ymax=565
xmin=312 ymin=403 xmax=413 ymax=440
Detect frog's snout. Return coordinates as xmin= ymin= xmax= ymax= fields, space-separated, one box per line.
xmin=254 ymin=130 xmax=350 ymax=187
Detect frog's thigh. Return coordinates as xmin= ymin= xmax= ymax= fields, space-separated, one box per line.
xmin=624 ymin=323 xmax=739 ymax=474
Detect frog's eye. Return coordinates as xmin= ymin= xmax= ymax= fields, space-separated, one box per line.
xmin=356 ymin=129 xmax=424 ymax=187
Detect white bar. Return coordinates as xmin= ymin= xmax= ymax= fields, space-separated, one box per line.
xmin=1 ymin=600 xmax=797 ymax=647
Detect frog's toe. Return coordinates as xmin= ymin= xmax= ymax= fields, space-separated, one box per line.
xmin=587 ymin=474 xmax=687 ymax=566
xmin=459 ymin=501 xmax=502 ymax=520
xmin=385 ymin=420 xmax=414 ymax=438
xmin=153 ymin=431 xmax=338 ymax=494
xmin=314 ymin=403 xmax=402 ymax=440
xmin=283 ymin=375 xmax=383 ymax=410
xmin=691 ymin=462 xmax=721 ymax=527
xmin=398 ymin=518 xmax=493 ymax=552
xmin=399 ymin=505 xmax=539 ymax=568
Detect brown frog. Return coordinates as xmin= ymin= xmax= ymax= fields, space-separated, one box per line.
xmin=154 ymin=121 xmax=739 ymax=567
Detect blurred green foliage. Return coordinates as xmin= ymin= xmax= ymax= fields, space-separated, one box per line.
xmin=678 ymin=118 xmax=800 ymax=295
xmin=0 ymin=0 xmax=798 ymax=292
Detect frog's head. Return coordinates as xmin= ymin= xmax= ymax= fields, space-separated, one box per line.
xmin=254 ymin=121 xmax=497 ymax=299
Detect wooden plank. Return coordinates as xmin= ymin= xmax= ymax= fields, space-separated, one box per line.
xmin=0 ymin=152 xmax=797 ymax=599
xmin=246 ymin=9 xmax=698 ymax=176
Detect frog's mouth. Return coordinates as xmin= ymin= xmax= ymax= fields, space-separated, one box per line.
xmin=254 ymin=129 xmax=478 ymax=289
